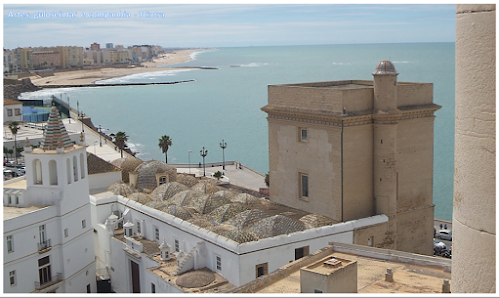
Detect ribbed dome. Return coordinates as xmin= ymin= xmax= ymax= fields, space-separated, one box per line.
xmin=191 ymin=181 xmax=219 ymax=194
xmin=167 ymin=190 xmax=204 ymax=207
xmin=107 ymin=181 xmax=136 ymax=197
xmin=213 ymin=190 xmax=236 ymax=201
xmin=176 ymin=173 xmax=199 ymax=188
xmin=128 ymin=192 xmax=154 ymax=204
xmin=222 ymin=229 xmax=259 ymax=243
xmin=161 ymin=205 xmax=193 ymax=221
xmin=186 ymin=193 xmax=230 ymax=214
xmin=248 ymin=215 xmax=305 ymax=238
xmin=227 ymin=209 xmax=268 ymax=230
xmin=111 ymin=156 xmax=143 ymax=183
xmin=150 ymin=182 xmax=189 ymax=202
xmin=144 ymin=200 xmax=167 ymax=210
xmin=231 ymin=193 xmax=262 ymax=205
xmin=208 ymin=203 xmax=249 ymax=224
xmin=372 ymin=60 xmax=398 ymax=75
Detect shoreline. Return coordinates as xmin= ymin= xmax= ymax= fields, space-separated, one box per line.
xmin=29 ymin=49 xmax=208 ymax=86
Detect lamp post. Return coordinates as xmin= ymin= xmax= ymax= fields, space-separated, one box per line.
xmin=98 ymin=125 xmax=102 ymax=147
xmin=188 ymin=150 xmax=192 ymax=174
xmin=220 ymin=139 xmax=227 ymax=170
xmin=200 ymin=147 xmax=208 ymax=177
xmin=80 ymin=111 xmax=84 ymax=132
xmin=66 ymin=94 xmax=70 ymax=123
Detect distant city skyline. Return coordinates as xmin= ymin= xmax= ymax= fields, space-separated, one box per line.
xmin=3 ymin=4 xmax=456 ymax=49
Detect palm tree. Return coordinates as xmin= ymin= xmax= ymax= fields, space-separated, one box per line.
xmin=158 ymin=135 xmax=172 ymax=163
xmin=8 ymin=121 xmax=20 ymax=164
xmin=110 ymin=131 xmax=128 ymax=158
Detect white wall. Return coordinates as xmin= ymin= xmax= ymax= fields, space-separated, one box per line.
xmin=88 ymin=171 xmax=121 ymax=193
xmin=92 ymin=194 xmax=388 ymax=291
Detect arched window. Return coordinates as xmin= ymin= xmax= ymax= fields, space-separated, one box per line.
xmin=73 ymin=156 xmax=79 ymax=181
xmin=67 ymin=158 xmax=72 ymax=184
xmin=48 ymin=160 xmax=58 ymax=185
xmin=33 ymin=159 xmax=43 ymax=185
xmin=159 ymin=176 xmax=167 ymax=185
xmin=80 ymin=153 xmax=85 ymax=179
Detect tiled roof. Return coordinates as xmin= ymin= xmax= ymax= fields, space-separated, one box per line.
xmin=87 ymin=152 xmax=121 ymax=175
xmin=4 ymin=98 xmax=22 ymax=106
xmin=39 ymin=106 xmax=73 ymax=150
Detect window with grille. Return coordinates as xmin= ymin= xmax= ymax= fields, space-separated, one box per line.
xmin=216 ymin=255 xmax=222 ymax=271
xmin=174 ymin=239 xmax=179 ymax=252
xmin=155 ymin=227 xmax=159 ymax=241
xmin=9 ymin=271 xmax=16 ymax=286
xmin=300 ymin=173 xmax=309 ymax=198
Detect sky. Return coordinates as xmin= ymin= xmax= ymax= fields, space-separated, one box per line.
xmin=2 ymin=3 xmax=457 ymax=49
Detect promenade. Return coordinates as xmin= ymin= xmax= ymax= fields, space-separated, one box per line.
xmin=62 ymin=117 xmax=267 ymax=192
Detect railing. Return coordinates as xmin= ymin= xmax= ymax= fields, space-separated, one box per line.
xmin=37 ymin=239 xmax=51 ymax=251
xmin=34 ymin=272 xmax=62 ymax=290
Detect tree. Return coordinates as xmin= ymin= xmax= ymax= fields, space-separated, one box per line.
xmin=265 ymin=172 xmax=270 ymax=187
xmin=8 ymin=121 xmax=20 ymax=164
xmin=213 ymin=171 xmax=222 ymax=180
xmin=110 ymin=131 xmax=128 ymax=158
xmin=158 ymin=135 xmax=172 ymax=163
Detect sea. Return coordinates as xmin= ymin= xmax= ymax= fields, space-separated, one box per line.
xmin=19 ymin=43 xmax=455 ymax=221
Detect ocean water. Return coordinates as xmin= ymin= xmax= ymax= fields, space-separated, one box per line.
xmin=20 ymin=43 xmax=455 ymax=220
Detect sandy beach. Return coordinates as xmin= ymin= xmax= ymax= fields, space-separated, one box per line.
xmin=30 ymin=49 xmax=203 ymax=86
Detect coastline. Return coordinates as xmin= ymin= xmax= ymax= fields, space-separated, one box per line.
xmin=29 ymin=49 xmax=206 ymax=86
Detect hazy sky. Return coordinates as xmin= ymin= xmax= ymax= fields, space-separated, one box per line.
xmin=3 ymin=3 xmax=456 ymax=49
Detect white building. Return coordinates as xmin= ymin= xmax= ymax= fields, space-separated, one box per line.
xmin=4 ymin=98 xmax=23 ymax=124
xmin=90 ymin=182 xmax=388 ymax=293
xmin=3 ymin=106 xmax=96 ymax=293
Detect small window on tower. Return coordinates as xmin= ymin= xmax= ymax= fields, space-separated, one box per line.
xmin=300 ymin=128 xmax=308 ymax=142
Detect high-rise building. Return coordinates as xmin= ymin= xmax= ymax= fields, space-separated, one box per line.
xmin=106 ymin=43 xmax=113 ymax=49
xmin=262 ymin=61 xmax=441 ymax=255
xmin=90 ymin=43 xmax=100 ymax=51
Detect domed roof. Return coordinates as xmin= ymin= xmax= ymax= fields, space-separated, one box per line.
xmin=187 ymin=216 xmax=215 ymax=230
xmin=161 ymin=205 xmax=193 ymax=221
xmin=299 ymin=214 xmax=335 ymax=229
xmin=128 ymin=192 xmax=154 ymax=204
xmin=111 ymin=156 xmax=142 ymax=183
xmin=144 ymin=200 xmax=167 ymax=210
xmin=176 ymin=174 xmax=199 ymax=188
xmin=372 ymin=60 xmax=398 ymax=75
xmin=227 ymin=209 xmax=268 ymax=230
xmin=183 ymin=193 xmax=231 ymax=215
xmin=107 ymin=181 xmax=136 ymax=197
xmin=248 ymin=215 xmax=305 ymax=238
xmin=208 ymin=203 xmax=249 ymax=224
xmin=167 ymin=190 xmax=204 ymax=207
xmin=191 ymin=181 xmax=219 ymax=194
xmin=132 ymin=160 xmax=177 ymax=190
xmin=230 ymin=193 xmax=262 ymax=205
xmin=150 ymin=182 xmax=189 ymax=202
xmin=213 ymin=190 xmax=236 ymax=201
xmin=222 ymin=229 xmax=259 ymax=243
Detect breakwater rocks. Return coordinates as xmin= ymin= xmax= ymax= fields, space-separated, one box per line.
xmin=4 ymin=78 xmax=42 ymax=99
xmin=42 ymin=79 xmax=196 ymax=89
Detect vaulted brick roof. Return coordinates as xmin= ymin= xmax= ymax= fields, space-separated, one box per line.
xmin=87 ymin=152 xmax=121 ymax=175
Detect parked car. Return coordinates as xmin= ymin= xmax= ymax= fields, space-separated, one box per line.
xmin=3 ymin=168 xmax=13 ymax=178
xmin=436 ymin=229 xmax=452 ymax=241
xmin=16 ymin=163 xmax=25 ymax=168
xmin=5 ymin=162 xmax=15 ymax=167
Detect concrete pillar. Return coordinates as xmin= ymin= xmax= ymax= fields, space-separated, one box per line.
xmin=453 ymin=4 xmax=496 ymax=293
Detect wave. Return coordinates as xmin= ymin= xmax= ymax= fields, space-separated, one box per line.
xmin=231 ymin=62 xmax=269 ymax=68
xmin=332 ymin=62 xmax=351 ymax=65
xmin=18 ymin=87 xmax=94 ymax=100
xmin=96 ymin=69 xmax=193 ymax=84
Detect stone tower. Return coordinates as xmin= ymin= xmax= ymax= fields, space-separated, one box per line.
xmin=453 ymin=4 xmax=496 ymax=293
xmin=263 ymin=61 xmax=440 ymax=255
xmin=372 ymin=61 xmax=401 ymax=244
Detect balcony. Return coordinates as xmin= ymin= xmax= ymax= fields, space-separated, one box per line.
xmin=34 ymin=272 xmax=62 ymax=291
xmin=37 ymin=239 xmax=52 ymax=253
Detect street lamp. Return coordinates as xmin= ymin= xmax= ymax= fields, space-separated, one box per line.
xmin=188 ymin=150 xmax=192 ymax=174
xmin=219 ymin=139 xmax=227 ymax=170
xmin=66 ymin=94 xmax=70 ymax=123
xmin=98 ymin=125 xmax=102 ymax=147
xmin=200 ymin=147 xmax=208 ymax=177
xmin=80 ymin=111 xmax=84 ymax=132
